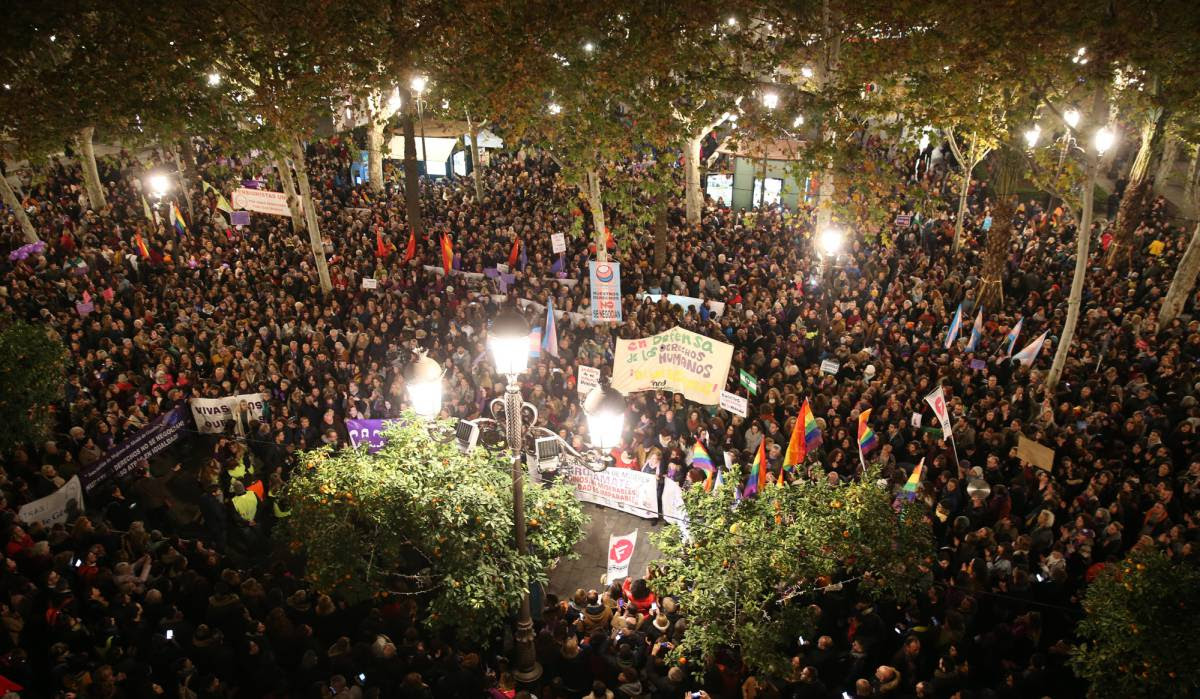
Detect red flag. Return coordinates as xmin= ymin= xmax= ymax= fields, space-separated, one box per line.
xmin=375 ymin=229 xmax=388 ymax=258
xmin=605 ymin=227 xmax=616 ymax=250
xmin=508 ymin=238 xmax=521 ymax=268
xmin=403 ymin=228 xmax=416 ymax=263
xmin=440 ymin=234 xmax=454 ymax=275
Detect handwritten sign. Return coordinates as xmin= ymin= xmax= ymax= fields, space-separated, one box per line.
xmin=720 ymin=390 xmax=749 ymax=417
xmin=612 ymin=326 xmax=734 ymax=405
xmin=551 ymin=232 xmax=567 ymax=254
xmin=820 ymin=359 xmax=840 ymax=375
xmin=577 ymin=365 xmax=601 ymax=395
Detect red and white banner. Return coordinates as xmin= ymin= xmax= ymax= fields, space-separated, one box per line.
xmin=231 ymin=187 xmax=294 ymax=217
xmin=924 ymin=386 xmax=953 ymax=440
xmin=607 ymin=530 xmax=638 ymax=582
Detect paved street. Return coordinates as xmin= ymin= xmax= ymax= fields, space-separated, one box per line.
xmin=547 ymin=503 xmax=666 ymax=596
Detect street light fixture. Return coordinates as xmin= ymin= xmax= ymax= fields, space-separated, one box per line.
xmin=762 ymin=91 xmax=779 ymax=110
xmin=819 ymin=226 xmax=845 ymax=258
xmin=489 ymin=310 xmax=531 ymax=377
xmin=1024 ymin=124 xmax=1041 ymax=149
xmin=410 ymin=75 xmax=427 ymax=94
xmin=801 ymin=66 xmax=814 ymax=78
xmin=404 ymin=351 xmax=444 ymax=420
xmin=584 ymin=382 xmax=626 ymax=450
xmin=146 ymin=173 xmax=171 ymax=200
xmin=207 ymin=72 xmax=221 ymax=87
xmin=548 ymin=102 xmax=562 ymax=115
xmin=1093 ymin=126 xmax=1116 ymax=155
xmin=1063 ymin=108 xmax=1080 ymax=129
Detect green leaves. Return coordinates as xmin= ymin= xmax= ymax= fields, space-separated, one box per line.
xmin=650 ymin=467 xmax=931 ymax=673
xmin=0 ymin=319 xmax=67 ymax=455
xmin=1071 ymin=549 xmax=1200 ymax=698
xmin=280 ymin=415 xmax=586 ymax=642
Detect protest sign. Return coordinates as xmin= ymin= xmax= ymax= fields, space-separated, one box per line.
xmin=739 ymin=369 xmax=758 ymax=395
xmin=577 ymin=365 xmax=601 ymax=395
xmin=720 ymin=390 xmax=749 ymax=417
xmin=589 ymin=261 xmax=622 ymax=323
xmin=612 ymin=326 xmax=734 ymax=405
xmin=551 ymin=232 xmax=566 ymax=253
xmin=911 ymin=412 xmax=922 ymax=428
xmin=562 ymin=461 xmax=685 ymax=523
xmin=79 ymin=406 xmax=188 ymax=492
xmin=361 ymin=277 xmax=378 ymax=289
xmin=820 ymin=359 xmax=840 ymax=375
xmin=606 ymin=530 xmax=637 ymax=582
xmin=924 ymin=387 xmax=953 ymax=441
xmin=231 ymin=187 xmax=293 ymax=217
xmin=18 ymin=477 xmax=83 ymax=528
xmin=189 ymin=393 xmax=268 ymax=434
xmin=345 ymin=419 xmax=399 ymax=453
xmin=1016 ymin=435 xmax=1055 ymax=472
xmin=230 ymin=211 xmax=251 ymax=226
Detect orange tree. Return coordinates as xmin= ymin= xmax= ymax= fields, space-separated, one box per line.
xmin=1071 ymin=548 xmax=1200 ymax=698
xmin=650 ymin=466 xmax=932 ymax=673
xmin=280 ymin=416 xmax=586 ymax=642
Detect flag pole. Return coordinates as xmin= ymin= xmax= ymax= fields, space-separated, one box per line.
xmin=857 ymin=443 xmax=867 ymax=478
xmin=948 ymin=432 xmax=962 ymax=476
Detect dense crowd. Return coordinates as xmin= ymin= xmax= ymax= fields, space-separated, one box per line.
xmin=0 ymin=130 xmax=1196 ymax=699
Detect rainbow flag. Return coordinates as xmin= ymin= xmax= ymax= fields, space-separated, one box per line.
xmin=169 ymin=202 xmax=188 ymax=236
xmin=857 ymin=408 xmax=877 ymax=455
xmin=743 ymin=440 xmax=767 ymax=498
xmin=134 ymin=233 xmax=150 ymax=259
xmin=800 ymin=399 xmax=822 ymax=453
xmin=691 ymin=441 xmax=714 ymax=473
xmin=898 ymin=458 xmax=925 ymax=503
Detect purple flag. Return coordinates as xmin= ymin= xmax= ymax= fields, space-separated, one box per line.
xmin=230 ymin=211 xmax=250 ymax=226
xmin=345 ymin=419 xmax=398 ymax=453
xmin=550 ymin=255 xmax=565 ymax=275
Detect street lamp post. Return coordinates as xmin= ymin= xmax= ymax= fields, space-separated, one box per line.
xmin=405 ymin=309 xmax=625 ymax=685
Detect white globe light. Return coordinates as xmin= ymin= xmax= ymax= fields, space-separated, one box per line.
xmin=207 ymin=72 xmax=221 ymax=87
xmin=1024 ymin=124 xmax=1041 ymax=148
xmin=548 ymin=102 xmax=562 ymax=115
xmin=819 ymin=227 xmax=844 ymax=257
xmin=801 ymin=66 xmax=814 ymax=78
xmin=147 ymin=173 xmax=171 ymax=198
xmin=1094 ymin=126 xmax=1116 ymax=155
xmin=410 ymin=75 xmax=427 ymax=93
xmin=405 ymin=353 xmax=444 ymax=420
xmin=762 ymin=92 xmax=779 ymax=109
xmin=1063 ymin=109 xmax=1080 ymax=129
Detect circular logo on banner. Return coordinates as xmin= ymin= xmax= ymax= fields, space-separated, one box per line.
xmin=609 ymin=538 xmax=634 ymax=564
xmin=594 ymin=264 xmax=614 ymax=282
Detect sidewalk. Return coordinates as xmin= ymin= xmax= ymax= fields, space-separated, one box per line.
xmin=547 ymin=503 xmax=665 ymax=596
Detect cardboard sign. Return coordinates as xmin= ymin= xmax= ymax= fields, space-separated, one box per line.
xmin=361 ymin=277 xmax=378 ymax=289
xmin=611 ymin=326 xmax=734 ymax=405
xmin=820 ymin=359 xmax=840 ymax=375
xmin=577 ymin=365 xmax=601 ymax=395
xmin=720 ymin=390 xmax=749 ymax=417
xmin=18 ymin=477 xmax=83 ymax=529
xmin=589 ymin=261 xmax=623 ymax=323
xmin=911 ymin=412 xmax=922 ymax=428
xmin=1017 ymin=435 xmax=1055 ymax=472
xmin=230 ymin=211 xmax=251 ymax=226
xmin=551 ymin=232 xmax=567 ymax=254
xmin=606 ymin=530 xmax=638 ymax=582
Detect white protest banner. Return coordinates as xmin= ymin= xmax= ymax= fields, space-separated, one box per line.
xmin=551 ymin=232 xmax=567 ymax=254
xmin=361 ymin=277 xmax=378 ymax=289
xmin=638 ymin=293 xmax=725 ymax=319
xmin=589 ymin=261 xmax=623 ymax=323
xmin=563 ymin=462 xmax=686 ymax=523
xmin=577 ymin=365 xmax=601 ymax=395
xmin=19 ymin=476 xmax=83 ymax=528
xmin=924 ymin=386 xmax=953 ymax=440
xmin=820 ymin=359 xmax=840 ymax=375
xmin=612 ymin=326 xmax=734 ymax=405
xmin=720 ymin=390 xmax=749 ymax=417
xmin=231 ymin=187 xmax=294 ymax=217
xmin=189 ymin=393 xmax=269 ymax=434
xmin=607 ymin=530 xmax=638 ymax=583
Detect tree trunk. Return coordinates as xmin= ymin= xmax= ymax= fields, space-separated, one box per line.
xmin=289 ymin=138 xmax=333 ymax=294
xmin=1155 ymin=136 xmax=1177 ymax=192
xmin=685 ymin=134 xmax=704 ymax=227
xmin=367 ymin=114 xmax=385 ymax=194
xmin=954 ymin=173 xmax=970 ymax=252
xmin=401 ymin=92 xmax=424 ymax=239
xmin=0 ymin=173 xmax=37 ymax=242
xmin=653 ymin=203 xmax=668 ymax=269
xmin=76 ymin=126 xmax=107 ymax=211
xmin=1158 ymin=222 xmax=1200 ymax=332
xmin=276 ymin=158 xmax=306 ymax=235
xmin=466 ymin=113 xmax=485 ymax=203
xmin=978 ymin=143 xmax=1023 ymax=311
xmin=586 ymin=168 xmax=607 ymax=262
xmin=178 ymin=137 xmax=199 ymax=221
xmin=1184 ymin=145 xmax=1200 ymax=218
xmin=173 ymin=143 xmax=195 ymax=222
xmin=1108 ymin=107 xmax=1170 ymax=269
xmin=1045 ymin=153 xmax=1098 ymax=393
xmin=948 ymin=130 xmax=980 ymax=253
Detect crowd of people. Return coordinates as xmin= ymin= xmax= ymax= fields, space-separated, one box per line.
xmin=0 ymin=128 xmax=1196 ymax=698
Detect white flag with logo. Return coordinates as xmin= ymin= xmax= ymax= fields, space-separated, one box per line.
xmin=606 ymin=530 xmax=638 ymax=582
xmin=924 ymin=386 xmax=953 ymax=441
